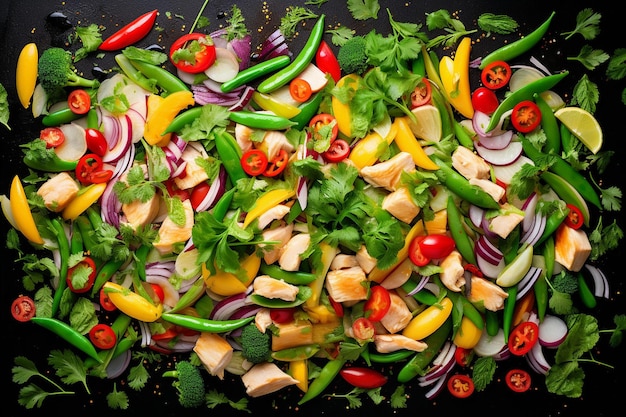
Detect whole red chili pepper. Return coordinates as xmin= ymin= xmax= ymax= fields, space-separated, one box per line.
xmin=99 ymin=9 xmax=158 ymax=51
xmin=339 ymin=366 xmax=388 ymax=389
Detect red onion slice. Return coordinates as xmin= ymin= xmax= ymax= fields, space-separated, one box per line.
xmin=584 ymin=264 xmax=610 ymax=299
xmin=538 ymin=314 xmax=568 ymax=348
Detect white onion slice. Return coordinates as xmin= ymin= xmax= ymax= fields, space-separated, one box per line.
xmin=539 ymin=314 xmax=568 ymax=348
xmin=584 ymin=264 xmax=610 ymax=299
xmin=424 ymin=374 xmax=447 ymax=400
xmin=106 ymin=349 xmax=132 ymax=379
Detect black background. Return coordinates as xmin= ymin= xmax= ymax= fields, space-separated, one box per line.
xmin=1 ymin=1 xmax=624 ymax=416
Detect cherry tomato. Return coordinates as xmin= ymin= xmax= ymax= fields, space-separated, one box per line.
xmin=169 ymin=33 xmax=217 ymax=73
xmin=329 ymin=296 xmax=344 ymax=317
xmin=564 ymin=203 xmax=583 ymax=229
xmin=270 ymin=308 xmax=296 ymax=324
xmin=418 ymin=234 xmax=456 ymax=259
xmin=363 ymin=285 xmax=391 ymax=322
xmin=505 ymin=368 xmax=532 ymax=393
xmin=289 ymin=78 xmax=312 ymax=103
xmin=408 ymin=235 xmax=430 ymax=266
xmin=164 ymin=179 xmax=190 ymax=201
xmin=40 ymin=127 xmax=65 ymax=148
xmin=481 ymin=60 xmax=511 ymax=90
xmin=447 ymin=374 xmax=475 ymax=398
xmin=410 ymin=77 xmax=432 ymax=108
xmin=89 ymin=323 xmax=117 ymax=350
xmin=241 ymin=149 xmax=268 ymax=176
xmin=84 ymin=128 xmax=108 ymax=157
xmin=511 ymin=100 xmax=541 ymax=133
xmin=315 ymin=40 xmax=341 ymax=82
xmin=66 ymin=256 xmax=97 ymax=294
xmin=471 ymin=87 xmax=499 ymax=115
xmin=99 ymin=288 xmax=117 ymax=312
xmin=454 ymin=347 xmax=474 ymax=367
xmin=309 ymin=113 xmax=338 ymax=144
xmin=352 ymin=317 xmax=375 ymax=341
xmin=322 ymin=139 xmax=350 ymax=163
xmin=508 ymin=321 xmax=539 ymax=356
xmin=340 ymin=367 xmax=388 ymax=389
xmin=76 ymin=153 xmax=113 ymax=185
xmin=150 ymin=283 xmax=165 ymax=303
xmin=263 ymin=149 xmax=289 ymax=177
xmin=67 ymin=89 xmax=91 ymax=115
xmin=11 ymin=295 xmax=36 ymax=322
xmin=190 ymin=181 xmax=211 ymax=210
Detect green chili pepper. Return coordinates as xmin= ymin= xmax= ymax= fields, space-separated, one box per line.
xmin=577 ymin=271 xmax=597 ymax=308
xmin=86 ymin=109 xmax=99 ymax=130
xmin=257 ymin=15 xmax=325 ymax=93
xmin=290 ymin=91 xmax=323 ymax=130
xmin=128 ymin=58 xmax=189 ymax=94
xmin=486 ymin=71 xmax=568 ymax=133
xmin=259 ymin=262 xmax=317 ymax=285
xmin=560 ymin=122 xmax=575 ymax=151
xmin=221 ymin=55 xmax=292 ymax=93
xmin=431 ymin=155 xmax=500 ymax=209
xmin=41 ymin=106 xmax=82 ymax=127
xmin=368 ymin=349 xmax=414 ymax=364
xmin=90 ymin=258 xmax=125 ymax=298
xmin=160 ymin=312 xmax=254 ymax=333
xmin=30 ymin=317 xmax=102 ymax=362
xmin=401 ymin=279 xmax=438 ymax=306
xmin=430 ymin=82 xmax=454 ymax=140
xmin=461 ymin=296 xmax=484 ymax=330
xmin=446 ymin=195 xmax=477 ymax=265
xmin=168 ymin=277 xmax=205 ymax=313
xmin=50 ymin=218 xmax=70 ymax=316
xmin=229 ymin=110 xmax=296 ymax=130
xmin=534 ymin=245 xmax=551 ymax=322
xmin=215 ymin=131 xmax=247 ymax=184
xmin=502 ymin=285 xmax=518 ymax=343
xmin=453 ymin=119 xmax=474 ymax=150
xmin=484 ymin=309 xmax=500 ymax=337
xmin=23 ymin=140 xmax=78 ymax=172
xmin=397 ymin=318 xmax=452 ymax=383
xmin=298 ymin=357 xmax=346 ymax=405
xmin=479 ymin=11 xmax=556 ymax=70
xmin=115 ymin=54 xmax=158 ymax=94
xmin=70 ymin=227 xmax=84 ymax=255
xmin=535 ymin=205 xmax=569 ymax=247
xmin=212 ymin=187 xmax=235 ymax=222
xmin=270 ymin=344 xmax=320 ymax=361
xmin=534 ymin=93 xmax=560 ymax=155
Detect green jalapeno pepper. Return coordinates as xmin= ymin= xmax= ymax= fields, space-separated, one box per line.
xmin=30 ymin=317 xmax=102 ymax=362
xmin=22 ymin=139 xmax=78 ymax=172
xmin=160 ymin=312 xmax=254 ymax=333
xmin=221 ymin=55 xmax=292 ymax=93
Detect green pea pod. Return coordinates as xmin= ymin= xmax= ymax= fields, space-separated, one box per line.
xmin=535 ymin=246 xmax=551 ymax=322
xmin=41 ymin=106 xmax=82 ymax=127
xmin=429 ymin=82 xmax=454 ymax=140
xmin=215 ymin=132 xmax=247 ymax=184
xmin=30 ymin=317 xmax=102 ymax=362
xmin=368 ymin=349 xmax=414 ymax=364
xmin=479 ymin=11 xmax=556 ymax=69
xmin=401 ymin=279 xmax=438 ymax=306
xmin=534 ymin=93 xmax=560 ymax=155
xmin=85 ymin=206 xmax=103 ymax=230
xmin=259 ymin=262 xmax=317 ymax=285
xmin=486 ymin=71 xmax=568 ymax=133
xmin=461 ymin=296 xmax=485 ymax=330
xmin=129 ymin=58 xmax=189 ymax=94
xmin=50 ymin=218 xmax=70 ymax=316
xmin=257 ymin=15 xmax=325 ymax=93
xmin=212 ymin=187 xmax=235 ymax=222
xmin=453 ymin=119 xmax=474 ymax=150
xmin=91 ymin=258 xmax=125 ymax=298
xmin=74 ymin=215 xmax=98 ymax=259
xmin=298 ymin=357 xmax=346 ymax=405
xmin=70 ymin=227 xmax=84 ymax=254
xmin=168 ymin=277 xmax=206 ymax=313
xmin=160 ymin=312 xmax=254 ymax=333
xmin=229 ymin=110 xmax=296 ymax=130
xmin=577 ymin=272 xmax=597 ymax=308
xmin=502 ymin=285 xmax=518 ymax=343
xmin=163 ymin=106 xmax=202 ymax=135
xmin=560 ymin=122 xmax=575 ymax=151
xmin=271 ymin=344 xmax=320 ymax=361
xmin=397 ymin=318 xmax=452 ymax=383
xmin=541 ymin=171 xmax=591 ymax=226
xmin=221 ymin=55 xmax=292 ymax=93
xmin=484 ymin=309 xmax=500 ymax=337
xmin=22 ymin=139 xmax=78 ymax=172
xmin=290 ymin=91 xmax=323 ymax=131
xmin=115 ymin=54 xmax=158 ymax=94
xmin=535 ymin=205 xmax=569 ymax=247
xmin=86 ymin=109 xmax=99 ymax=129
xmin=446 ymin=195 xmax=477 ymax=265
xmin=411 ymin=53 xmax=425 ymax=76
xmin=447 ymin=291 xmax=465 ymax=339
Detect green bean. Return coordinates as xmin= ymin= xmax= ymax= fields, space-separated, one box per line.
xmin=271 ymin=344 xmax=320 ymax=361
xmin=50 ymin=218 xmax=70 ymax=316
xmin=534 ymin=93 xmax=560 ymax=155
xmin=401 ymin=279 xmax=438 ymax=305
xmin=397 ymin=318 xmax=452 ymax=383
xmin=70 ymin=226 xmax=84 ymax=255
xmin=430 ymin=82 xmax=454 ymax=140
xmin=297 ymin=357 xmax=346 ymax=405
xmin=211 ymin=187 xmax=235 ymax=222
xmin=461 ymin=296 xmax=484 ymax=330
xmin=160 ymin=312 xmax=254 ymax=333
xmin=534 ymin=244 xmax=551 ymax=322
xmin=221 ymin=55 xmax=292 ymax=93
xmin=115 ymin=54 xmax=158 ymax=93
xmin=560 ymin=121 xmax=575 ymax=151
xmin=446 ymin=195 xmax=477 ymax=265
xmin=31 ymin=317 xmax=102 ymax=362
xmin=502 ymin=285 xmax=518 ymax=343
xmin=163 ymin=106 xmax=202 ymax=135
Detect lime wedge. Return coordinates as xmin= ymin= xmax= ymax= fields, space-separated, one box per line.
xmin=554 ymin=106 xmax=603 ymax=154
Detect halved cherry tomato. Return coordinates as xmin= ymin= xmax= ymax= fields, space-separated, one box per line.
xmin=67 ymin=256 xmax=97 ymax=294
xmin=340 ymin=367 xmax=388 ymax=389
xmin=508 ymin=321 xmax=539 ymax=356
xmin=352 ymin=317 xmax=375 ymax=341
xmin=241 ymin=149 xmax=269 ymax=176
xmin=40 ymin=127 xmax=65 ymax=148
xmin=315 ymin=40 xmax=341 ymax=82
xmin=410 ymin=77 xmax=432 ymax=108
xmin=309 ymin=113 xmax=338 ymax=145
xmin=150 ymin=283 xmax=165 ymax=303
xmin=190 ymin=181 xmax=211 ymax=210
xmin=363 ymin=285 xmax=391 ymax=322
xmin=84 ymin=128 xmax=108 ymax=157
xmin=99 ymin=288 xmax=117 ymax=312
xmin=418 ymin=234 xmax=456 ymax=259
xmin=76 ymin=153 xmax=113 ymax=185
xmin=164 ymin=179 xmax=190 ymax=201
xmin=289 ymin=78 xmax=312 ymax=103
xmin=564 ymin=203 xmax=583 ymax=230
xmin=481 ymin=60 xmax=511 ymax=90
xmin=89 ymin=323 xmax=117 ymax=350
xmin=447 ymin=374 xmax=475 ymax=398
xmin=454 ymin=346 xmax=474 ymax=367
xmin=322 ymin=139 xmax=350 ymax=163
xmin=505 ymin=368 xmax=532 ymax=393
xmin=67 ymin=89 xmax=91 ymax=115
xmin=329 ymin=296 xmax=344 ymax=317
xmin=270 ymin=308 xmax=296 ymax=324
xmin=169 ymin=33 xmax=217 ymax=73
xmin=511 ymin=100 xmax=541 ymax=133
xmin=11 ymin=295 xmax=36 ymax=322
xmin=471 ymin=87 xmax=499 ymax=115
xmin=408 ymin=235 xmax=430 ymax=266
xmin=263 ymin=149 xmax=289 ymax=177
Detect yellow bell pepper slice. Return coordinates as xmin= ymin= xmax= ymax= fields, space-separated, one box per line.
xmin=402 ymin=297 xmax=453 ymax=341
xmin=144 ymin=91 xmax=195 ymax=146
xmin=453 ymin=316 xmax=483 ymax=349
xmin=62 ymin=182 xmax=107 ymax=221
xmin=9 ymin=175 xmax=43 ymax=244
xmin=251 ymin=91 xmax=301 ymax=119
xmin=439 ymin=37 xmax=474 ymax=119
xmin=103 ymin=281 xmax=163 ymax=322
xmin=202 ymin=252 xmax=260 ymax=296
xmin=349 ymin=122 xmax=398 ymax=170
xmin=331 ymin=74 xmax=362 ymax=138
xmin=289 ymin=359 xmax=309 ymax=392
xmin=393 ymin=117 xmax=439 ymax=170
xmin=16 ymin=43 xmax=38 ymax=109
xmin=243 ymin=188 xmax=295 ymax=228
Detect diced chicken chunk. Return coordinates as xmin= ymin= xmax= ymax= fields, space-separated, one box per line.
xmin=278 ymin=233 xmax=310 ymax=271
xmin=241 ymin=362 xmax=299 ymax=397
xmin=330 ymin=254 xmax=359 ymax=270
xmin=259 ymin=223 xmax=294 ymax=264
xmin=554 ymin=224 xmax=591 ymax=272
xmin=382 ymin=186 xmax=421 ymax=223
xmin=255 ymin=308 xmax=273 ymax=333
xmin=439 ymin=250 xmax=465 ymax=292
xmin=325 ymin=266 xmax=368 ymax=303
xmin=234 ymin=123 xmax=254 ymax=153
xmin=173 ymin=145 xmax=210 ymax=190
xmin=467 ymin=275 xmax=509 ymax=311
xmin=37 ymin=172 xmax=79 ymax=212
xmin=380 ymin=292 xmax=413 ymax=333
xmin=360 ymin=152 xmax=416 ymax=191
xmin=153 ymin=199 xmax=194 ymax=255
xmin=489 ymin=204 xmax=524 ymax=239
xmin=452 ymin=146 xmax=490 ymax=180
xmin=257 ymin=204 xmax=290 ymax=230
xmin=194 ymin=332 xmax=233 ymax=380
xmin=253 ymin=275 xmax=299 ymax=301
xmin=374 ymin=334 xmax=428 ymax=353
xmin=469 ymin=178 xmax=505 ymax=203
xmin=271 ymin=320 xmax=314 ymax=351
xmin=356 ymin=245 xmax=377 ymax=274
xmin=122 ymin=193 xmax=161 ymax=230
xmin=259 ymin=130 xmax=294 ymax=161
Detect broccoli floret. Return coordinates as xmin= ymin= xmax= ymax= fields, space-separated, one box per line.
xmin=337 ymin=36 xmax=369 ymax=75
xmin=162 ymin=361 xmax=206 ymax=408
xmin=240 ymin=322 xmax=271 ymax=363
xmin=38 ymin=47 xmax=99 ymax=100
xmin=551 ymin=271 xmax=579 ymax=294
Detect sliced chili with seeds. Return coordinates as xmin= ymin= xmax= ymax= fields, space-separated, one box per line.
xmin=481 ymin=60 xmax=511 ymax=90
xmin=263 ymin=149 xmax=289 ymax=177
xmin=505 ymin=368 xmax=532 ymax=392
xmin=508 ymin=320 xmax=539 ymax=356
xmin=89 ymin=323 xmax=117 ymax=350
xmin=447 ymin=374 xmax=475 ymax=398
xmin=241 ymin=149 xmax=268 ymax=176
xmin=564 ymin=203 xmax=583 ymax=229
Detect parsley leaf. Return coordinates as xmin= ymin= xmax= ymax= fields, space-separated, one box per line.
xmin=567 ymin=45 xmax=610 ymax=71
xmin=279 ymin=6 xmax=318 ymax=39
xmin=570 ymin=74 xmax=600 ymax=113
xmin=606 ymin=48 xmax=626 ymax=80
xmin=347 ymin=0 xmax=380 ymax=20
xmin=0 ymin=82 xmax=11 ymax=130
xmin=561 ymin=8 xmax=601 ymax=40
xmin=106 ymin=383 xmax=129 ymax=410
xmin=477 ymin=13 xmax=519 ymax=35
xmin=425 ymin=9 xmax=477 ymax=49
xmin=72 ymin=23 xmax=102 ymax=62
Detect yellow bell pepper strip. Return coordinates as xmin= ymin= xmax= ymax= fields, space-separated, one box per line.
xmin=331 ymin=73 xmax=362 ymax=138
xmin=438 ymin=37 xmax=474 ymax=119
xmin=289 ymin=359 xmax=309 ymax=393
xmin=16 ymin=42 xmax=38 ymax=109
xmin=62 ymin=182 xmax=107 ymax=221
xmin=202 ymin=252 xmax=260 ymax=296
xmin=402 ymin=297 xmax=453 ymax=341
xmin=144 ymin=91 xmax=195 ymax=146
xmin=349 ymin=123 xmax=398 ymax=170
xmin=392 ymin=117 xmax=439 ymax=170
xmin=10 ymin=175 xmax=44 ymax=244
xmin=251 ymin=91 xmax=301 ymax=119
xmin=103 ymin=281 xmax=163 ymax=322
xmin=243 ymin=188 xmax=295 ymax=228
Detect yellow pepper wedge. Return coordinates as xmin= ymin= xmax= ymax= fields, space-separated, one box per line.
xmin=9 ymin=175 xmax=44 ymax=244
xmin=103 ymin=281 xmax=163 ymax=322
xmin=243 ymin=188 xmax=295 ymax=228
xmin=144 ymin=91 xmax=194 ymax=146
xmin=201 ymin=252 xmax=260 ymax=296
xmin=331 ymin=74 xmax=362 ymax=138
xmin=62 ymin=182 xmax=107 ymax=221
xmin=393 ymin=117 xmax=439 ymax=170
xmin=251 ymin=91 xmax=301 ymax=119
xmin=439 ymin=37 xmax=474 ymax=119
xmin=289 ymin=359 xmax=309 ymax=392
xmin=16 ymin=43 xmax=38 ymax=109
xmin=452 ymin=316 xmax=483 ymax=349
xmin=305 ymin=242 xmax=338 ymax=309
xmin=349 ymin=122 xmax=398 ymax=170
xmin=402 ymin=297 xmax=453 ymax=341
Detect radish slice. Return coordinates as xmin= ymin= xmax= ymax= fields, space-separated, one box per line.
xmin=474 ymin=328 xmax=506 ymax=357
xmin=55 ymin=123 xmax=88 ymax=161
xmin=474 ymin=141 xmax=523 ymax=166
xmin=538 ymin=314 xmax=568 ymax=348
xmin=478 ymin=130 xmax=514 ymax=150
xmin=205 ymin=47 xmax=240 ymax=83
xmin=492 ymin=155 xmax=534 ymax=185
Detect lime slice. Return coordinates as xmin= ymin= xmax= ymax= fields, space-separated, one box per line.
xmin=408 ymin=104 xmax=442 ymax=142
xmin=554 ymin=106 xmax=603 ymax=154
xmin=496 ymin=244 xmax=534 ymax=287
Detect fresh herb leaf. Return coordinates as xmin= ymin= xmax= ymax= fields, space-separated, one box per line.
xmin=561 ymin=8 xmax=601 ymax=40
xmin=206 ymin=389 xmax=250 ymax=411
xmin=122 ymin=45 xmax=168 ymax=65
xmin=179 ymin=103 xmax=230 ymax=144
xmin=606 ymin=314 xmax=626 ymax=347
xmin=279 ymin=6 xmax=319 ymax=39
xmin=570 ymin=74 xmax=600 ymax=113
xmin=567 ymin=45 xmax=610 ymax=71
xmin=47 ymin=349 xmax=90 ymax=394
xmin=224 ymin=5 xmax=249 ymax=41
xmin=327 ymin=26 xmax=355 ymax=47
xmin=106 ymin=383 xmax=130 ymax=410
xmin=305 ymin=0 xmax=328 ymax=7
xmin=472 ymin=356 xmax=496 ymax=391
xmin=390 ymin=384 xmax=407 ymax=408
xmin=347 ymin=0 xmax=380 ymax=20
xmin=477 ymin=13 xmax=519 ymax=35
xmin=73 ymin=23 xmax=102 ymax=62
xmin=425 ymin=9 xmax=477 ymax=49
xmin=606 ymin=48 xmax=626 ymax=80
xmin=589 ymin=217 xmax=623 ymax=261
xmin=0 ymin=82 xmax=11 ymax=130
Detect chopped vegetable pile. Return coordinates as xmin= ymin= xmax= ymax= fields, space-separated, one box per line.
xmin=3 ymin=1 xmax=626 ymax=413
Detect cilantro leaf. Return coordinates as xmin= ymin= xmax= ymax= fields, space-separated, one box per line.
xmin=0 ymin=82 xmax=10 ymax=130
xmin=347 ymin=0 xmax=380 ymax=20
xmin=107 ymin=383 xmax=130 ymax=410
xmin=47 ymin=349 xmax=89 ymax=393
xmin=561 ymin=8 xmax=601 ymax=40
xmin=477 ymin=13 xmax=519 ymax=35
xmin=606 ymin=48 xmax=626 ymax=80
xmin=567 ymin=45 xmax=610 ymax=71
xmin=279 ymin=6 xmax=318 ymax=39
xmin=73 ymin=23 xmax=102 ymax=62
xmin=425 ymin=9 xmax=477 ymax=49
xmin=571 ymin=74 xmax=600 ymax=114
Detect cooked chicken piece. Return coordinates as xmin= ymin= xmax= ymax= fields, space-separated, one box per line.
xmin=452 ymin=146 xmax=490 ymax=180
xmin=194 ymin=332 xmax=233 ymax=380
xmin=173 ymin=157 xmax=209 ymax=192
xmin=356 ymin=245 xmax=377 ymax=274
xmin=382 ymin=186 xmax=421 ymax=223
xmin=360 ymin=152 xmax=416 ymax=191
xmin=37 ymin=172 xmax=79 ymax=212
xmin=259 ymin=130 xmax=295 ymax=161
xmin=380 ymin=258 xmax=413 ymax=290
xmin=253 ymin=275 xmax=299 ymax=301
xmin=379 ymin=292 xmax=413 ymax=333
xmin=234 ymin=123 xmax=254 ymax=153
xmin=121 ymin=193 xmax=161 ymax=230
xmin=469 ymin=178 xmax=505 ymax=203
xmin=554 ymin=224 xmax=591 ymax=272
xmin=489 ymin=204 xmax=524 ymax=239
xmin=153 ymin=199 xmax=194 ymax=255
xmin=467 ymin=275 xmax=509 ymax=311
xmin=272 ymin=320 xmax=314 ymax=351
xmin=259 ymin=222 xmax=294 ymax=264
xmin=241 ymin=362 xmax=299 ymax=397
xmin=325 ymin=266 xmax=368 ymax=303
xmin=257 ymin=204 xmax=290 ymax=230
xmin=330 ymin=254 xmax=359 ymax=270
xmin=439 ymin=250 xmax=465 ymax=292
xmin=374 ymin=334 xmax=428 ymax=353
xmin=255 ymin=308 xmax=273 ymax=333
xmin=278 ymin=233 xmax=310 ymax=271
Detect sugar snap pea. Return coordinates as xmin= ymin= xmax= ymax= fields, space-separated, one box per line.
xmin=30 ymin=317 xmax=102 ymax=362
xmin=221 ymin=55 xmax=292 ymax=93
xmin=446 ymin=194 xmax=477 ymax=265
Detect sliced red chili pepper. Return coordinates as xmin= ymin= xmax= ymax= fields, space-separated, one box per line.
xmin=87 ymin=169 xmax=114 ymax=184
xmin=329 ymin=296 xmax=344 ymax=317
xmin=363 ymin=285 xmax=391 ymax=322
xmin=340 ymin=367 xmax=388 ymax=389
xmin=151 ymin=327 xmax=179 ymax=341
xmin=99 ymin=288 xmax=117 ymax=312
xmin=511 ymin=100 xmax=542 ymax=133
xmin=241 ymin=149 xmax=268 ymax=176
xmin=481 ymin=60 xmax=511 ymax=90
xmin=410 ymin=77 xmax=432 ymax=108
xmin=75 ymin=153 xmax=104 ymax=185
xmin=505 ymin=368 xmax=532 ymax=392
xmin=315 ymin=40 xmax=341 ymax=82
xmin=321 ymin=139 xmax=350 ymax=163
xmin=84 ymin=128 xmax=108 ymax=157
xmin=290 ymin=78 xmax=313 ymax=103
xmin=464 ymin=263 xmax=483 ymax=278
xmin=447 ymin=374 xmax=475 ymax=398
xmin=11 ymin=295 xmax=36 ymax=322
xmin=100 ymin=9 xmax=158 ymax=51
xmin=66 ymin=256 xmax=97 ymax=294
xmin=67 ymin=89 xmax=91 ymax=115
xmin=564 ymin=203 xmax=583 ymax=229
xmin=263 ymin=149 xmax=289 ymax=177
xmin=352 ymin=317 xmax=375 ymax=341
xmin=89 ymin=323 xmax=117 ymax=350
xmin=40 ymin=127 xmax=65 ymax=148
xmin=508 ymin=321 xmax=539 ymax=356
xmin=169 ymin=33 xmax=217 ymax=74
